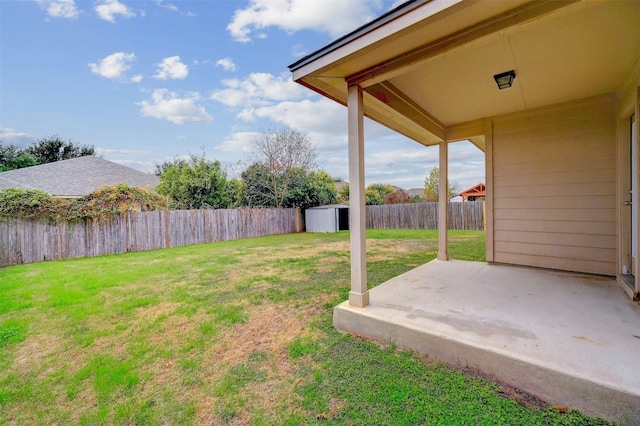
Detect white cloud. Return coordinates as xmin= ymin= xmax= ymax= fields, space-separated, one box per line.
xmin=95 ymin=147 xmax=152 ymax=156
xmin=137 ymin=89 xmax=213 ymax=124
xmin=0 ymin=126 xmax=36 ymax=148
xmin=154 ymin=56 xmax=189 ymax=80
xmin=152 ymin=0 xmax=195 ymax=16
xmin=89 ymin=52 xmax=135 ymax=79
xmin=130 ymin=74 xmax=143 ymax=83
xmin=227 ymin=0 xmax=381 ymax=42
xmin=210 ymin=72 xmax=309 ymax=108
xmin=37 ymin=0 xmax=79 ymax=19
xmin=368 ymin=148 xmax=437 ymax=168
xmin=291 ymin=44 xmax=307 ymax=58
xmin=246 ymin=99 xmax=346 ymax=142
xmin=153 ymin=0 xmax=177 ymax=12
xmin=217 ymin=131 xmax=260 ymax=153
xmin=216 ymin=58 xmax=237 ymax=72
xmin=95 ymin=0 xmax=135 ymax=23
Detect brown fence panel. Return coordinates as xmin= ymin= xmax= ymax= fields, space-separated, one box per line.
xmin=0 ymin=208 xmax=301 ymax=267
xmin=366 ymin=202 xmax=484 ymax=231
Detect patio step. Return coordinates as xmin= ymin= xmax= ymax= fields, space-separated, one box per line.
xmin=333 ymin=260 xmax=640 ymax=422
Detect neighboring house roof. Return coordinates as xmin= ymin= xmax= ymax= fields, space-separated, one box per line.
xmin=459 ymin=183 xmax=486 ymax=201
xmin=406 ymin=188 xmax=423 ymax=198
xmin=0 ymin=156 xmax=160 ymax=197
xmin=335 ymin=181 xmax=348 ymax=192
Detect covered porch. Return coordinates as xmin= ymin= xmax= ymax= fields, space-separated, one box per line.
xmin=334 ymin=260 xmax=640 ymax=421
xmin=289 ymin=0 xmax=640 ymax=422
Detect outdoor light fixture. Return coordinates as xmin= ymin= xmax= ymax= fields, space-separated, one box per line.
xmin=493 ymin=70 xmax=516 ymax=89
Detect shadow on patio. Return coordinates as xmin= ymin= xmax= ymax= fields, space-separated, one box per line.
xmin=334 ymin=260 xmax=640 ymax=422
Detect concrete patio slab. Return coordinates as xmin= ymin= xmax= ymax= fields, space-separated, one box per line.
xmin=334 ymin=260 xmax=640 ymax=422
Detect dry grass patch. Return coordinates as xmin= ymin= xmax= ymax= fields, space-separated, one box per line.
xmin=207 ymin=303 xmax=321 ymax=370
xmin=365 ymin=238 xmax=438 ymax=263
xmin=8 ymin=333 xmax=65 ymax=375
xmin=135 ymin=301 xmax=181 ymax=323
xmin=145 ymin=314 xmax=199 ymax=349
xmin=192 ymin=303 xmax=325 ymax=423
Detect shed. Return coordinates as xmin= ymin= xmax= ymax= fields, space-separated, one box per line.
xmin=305 ymin=204 xmax=350 ymax=233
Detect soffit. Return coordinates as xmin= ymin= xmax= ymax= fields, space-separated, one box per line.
xmin=293 ymin=0 xmax=640 ymax=147
xmin=389 ymin=0 xmax=640 ymax=126
xmin=292 ymin=0 xmax=530 ymax=80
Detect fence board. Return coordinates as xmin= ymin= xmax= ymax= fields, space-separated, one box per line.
xmin=0 ymin=208 xmax=303 ymax=267
xmin=1 ymin=203 xmax=482 ymax=267
xmin=366 ymin=202 xmax=484 ymax=231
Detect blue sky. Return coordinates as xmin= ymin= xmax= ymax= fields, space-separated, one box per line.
xmin=0 ymin=0 xmax=485 ymax=191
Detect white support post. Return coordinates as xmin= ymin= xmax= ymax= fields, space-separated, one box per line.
xmin=348 ymin=84 xmax=369 ymax=307
xmin=438 ymin=140 xmax=449 ymax=260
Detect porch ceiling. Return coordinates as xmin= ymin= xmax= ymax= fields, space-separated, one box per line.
xmin=290 ymin=0 xmax=640 ymax=149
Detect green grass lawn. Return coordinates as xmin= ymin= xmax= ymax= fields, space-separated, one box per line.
xmin=0 ymin=230 xmax=612 ymax=425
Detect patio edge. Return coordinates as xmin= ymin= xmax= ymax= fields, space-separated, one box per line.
xmin=334 ymin=302 xmax=640 ymax=423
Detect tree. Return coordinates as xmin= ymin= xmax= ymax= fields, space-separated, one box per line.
xmin=303 ymin=170 xmax=339 ymax=208
xmin=365 ymin=183 xmax=395 ymax=205
xmin=338 ymin=183 xmax=349 ymax=203
xmin=241 ymin=164 xmax=337 ymax=209
xmin=154 ymin=157 xmax=188 ymax=176
xmin=383 ymin=189 xmax=410 ymax=204
xmin=241 ymin=163 xmax=275 ymax=208
xmin=284 ymin=170 xmax=338 ymax=209
xmin=156 ymin=154 xmax=228 ymax=209
xmin=25 ymin=135 xmax=95 ymax=164
xmin=249 ymin=127 xmax=318 ymax=208
xmin=423 ymin=167 xmax=457 ymax=201
xmin=0 ymin=143 xmax=37 ymax=171
xmin=226 ymin=178 xmax=244 ymax=208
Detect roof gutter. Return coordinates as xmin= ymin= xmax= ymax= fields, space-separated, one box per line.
xmin=288 ymin=0 xmax=429 ymax=72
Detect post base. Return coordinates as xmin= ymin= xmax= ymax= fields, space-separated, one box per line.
xmin=349 ymin=290 xmax=370 ymax=307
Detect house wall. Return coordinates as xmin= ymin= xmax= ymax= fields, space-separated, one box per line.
xmin=616 ymin=62 xmax=640 ymax=296
xmin=490 ymin=95 xmax=617 ymax=276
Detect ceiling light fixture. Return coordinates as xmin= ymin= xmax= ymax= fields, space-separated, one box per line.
xmin=493 ymin=70 xmax=516 ymax=89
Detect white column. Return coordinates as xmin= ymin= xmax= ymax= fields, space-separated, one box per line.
xmin=438 ymin=140 xmax=449 ymax=260
xmin=348 ymin=84 xmax=369 ymax=307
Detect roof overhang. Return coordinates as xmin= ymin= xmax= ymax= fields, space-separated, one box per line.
xmin=289 ymin=0 xmax=640 ymax=152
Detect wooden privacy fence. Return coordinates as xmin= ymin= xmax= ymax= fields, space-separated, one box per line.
xmin=0 ymin=208 xmax=303 ymax=267
xmin=366 ymin=202 xmax=484 ymax=230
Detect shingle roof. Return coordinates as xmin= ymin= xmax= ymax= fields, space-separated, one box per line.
xmin=0 ymin=156 xmax=160 ymax=197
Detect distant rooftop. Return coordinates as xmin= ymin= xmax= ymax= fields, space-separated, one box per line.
xmin=0 ymin=156 xmax=160 ymax=197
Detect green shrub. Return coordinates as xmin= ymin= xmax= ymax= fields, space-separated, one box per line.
xmin=0 ymin=188 xmax=54 ymax=221
xmin=74 ymin=184 xmax=169 ymax=221
xmin=0 ymin=185 xmax=168 ymax=223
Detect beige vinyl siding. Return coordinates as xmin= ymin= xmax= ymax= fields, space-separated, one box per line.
xmin=491 ymin=95 xmax=617 ymax=276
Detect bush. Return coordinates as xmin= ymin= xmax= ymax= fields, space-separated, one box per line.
xmin=0 ymin=188 xmax=56 ymax=221
xmin=75 ymin=184 xmax=169 ymax=220
xmin=156 ymin=155 xmax=229 ymax=209
xmin=0 ymin=185 xmax=168 ymax=223
xmin=383 ymin=189 xmax=410 ymax=204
